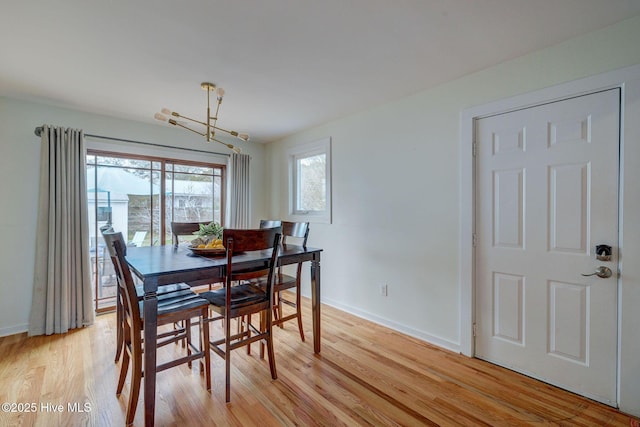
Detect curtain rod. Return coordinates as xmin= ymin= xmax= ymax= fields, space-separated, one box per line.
xmin=33 ymin=126 xmax=231 ymax=157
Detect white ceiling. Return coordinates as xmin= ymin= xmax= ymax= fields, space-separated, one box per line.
xmin=2 ymin=1 xmax=639 ymax=143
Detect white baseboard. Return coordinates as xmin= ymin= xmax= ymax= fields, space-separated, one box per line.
xmin=0 ymin=323 xmax=29 ymax=338
xmin=321 ymin=296 xmax=461 ymax=354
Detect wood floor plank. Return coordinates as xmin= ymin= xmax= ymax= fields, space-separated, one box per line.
xmin=0 ymin=294 xmax=637 ymax=426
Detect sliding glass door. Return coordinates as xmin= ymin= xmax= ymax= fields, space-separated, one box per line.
xmin=86 ymin=151 xmax=225 ymax=312
xmin=164 ymin=162 xmax=224 ymax=244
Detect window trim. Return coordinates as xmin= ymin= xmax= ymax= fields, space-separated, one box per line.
xmin=287 ymin=137 xmax=332 ymax=224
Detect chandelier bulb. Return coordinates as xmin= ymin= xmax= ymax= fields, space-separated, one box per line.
xmin=216 ymin=87 xmax=225 ymax=98
xmin=238 ymin=133 xmax=249 ymax=141
xmin=154 ymin=112 xmax=167 ymax=122
xmin=225 ymin=142 xmax=242 ymax=154
xmin=160 ymin=108 xmax=172 ymax=115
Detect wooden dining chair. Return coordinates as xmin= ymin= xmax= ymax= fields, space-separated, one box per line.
xmin=103 ymin=231 xmax=211 ymax=425
xmin=200 ymin=228 xmax=281 ymax=403
xmin=100 ymin=226 xmax=191 ymax=363
xmin=171 ymin=221 xmax=220 ymax=290
xmin=260 ymin=220 xmax=309 ymax=342
xmin=171 ymin=221 xmax=212 ymax=247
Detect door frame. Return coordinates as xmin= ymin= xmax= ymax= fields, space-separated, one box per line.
xmin=459 ymin=64 xmax=640 ymax=407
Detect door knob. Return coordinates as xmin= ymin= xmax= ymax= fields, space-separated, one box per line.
xmin=581 ymin=266 xmax=613 ymax=278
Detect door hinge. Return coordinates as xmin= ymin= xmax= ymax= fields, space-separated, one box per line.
xmin=472 ymin=233 xmax=477 ymax=247
xmin=473 ymin=323 xmax=477 ymax=337
xmin=472 ymin=141 xmax=478 ymax=157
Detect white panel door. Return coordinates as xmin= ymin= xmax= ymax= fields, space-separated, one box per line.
xmin=475 ymin=89 xmax=620 ymax=405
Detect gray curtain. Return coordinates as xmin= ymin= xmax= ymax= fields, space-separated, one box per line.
xmin=29 ymin=125 xmax=94 ymax=336
xmin=228 ymin=153 xmax=251 ymax=228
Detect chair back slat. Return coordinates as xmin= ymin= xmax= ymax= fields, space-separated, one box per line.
xmin=223 ymin=228 xmax=280 ymax=253
xmin=259 ymin=219 xmax=282 ymax=229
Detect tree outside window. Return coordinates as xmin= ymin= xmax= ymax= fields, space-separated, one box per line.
xmin=288 ymin=137 xmax=331 ymax=223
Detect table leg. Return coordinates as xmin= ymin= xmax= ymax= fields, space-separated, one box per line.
xmin=311 ymin=259 xmax=321 ymax=353
xmin=143 ymin=291 xmax=158 ymax=427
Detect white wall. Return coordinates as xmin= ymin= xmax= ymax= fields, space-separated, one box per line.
xmin=265 ymin=16 xmax=640 ymax=415
xmin=0 ymin=100 xmax=268 ymax=336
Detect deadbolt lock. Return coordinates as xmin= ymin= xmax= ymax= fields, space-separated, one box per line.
xmin=595 ymin=244 xmax=612 ymax=261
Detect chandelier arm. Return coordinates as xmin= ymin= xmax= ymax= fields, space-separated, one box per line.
xmin=210 ymin=125 xmax=249 ymax=141
xmin=170 ymin=120 xmax=207 ymax=137
xmin=212 ymin=137 xmax=241 ymax=154
xmin=173 ymin=112 xmax=208 ymax=128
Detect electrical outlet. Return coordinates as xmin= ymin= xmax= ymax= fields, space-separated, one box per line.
xmin=380 ymin=284 xmax=388 ymax=297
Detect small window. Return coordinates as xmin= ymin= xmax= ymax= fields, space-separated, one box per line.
xmin=288 ymin=137 xmax=331 ymax=223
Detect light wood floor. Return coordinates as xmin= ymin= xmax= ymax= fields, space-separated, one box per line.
xmin=0 ymin=295 xmax=637 ymax=426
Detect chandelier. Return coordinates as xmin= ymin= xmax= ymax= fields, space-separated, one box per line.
xmin=154 ymin=82 xmax=249 ymax=153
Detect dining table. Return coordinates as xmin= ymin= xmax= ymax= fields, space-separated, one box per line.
xmin=125 ymin=242 xmax=322 ymax=427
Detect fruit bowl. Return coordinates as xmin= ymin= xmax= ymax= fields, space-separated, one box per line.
xmin=187 ymin=245 xmax=226 ymax=257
